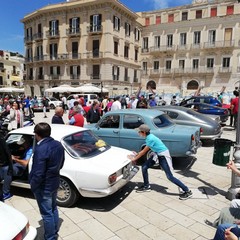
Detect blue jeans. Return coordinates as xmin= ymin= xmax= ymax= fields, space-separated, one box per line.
xmin=0 ymin=164 xmax=25 ymax=194
xmin=33 ymin=189 xmax=59 ymax=240
xmin=213 ymin=223 xmax=238 ymax=240
xmin=142 ymin=155 xmax=189 ymax=192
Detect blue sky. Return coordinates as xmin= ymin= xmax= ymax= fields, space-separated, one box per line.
xmin=0 ymin=0 xmax=192 ymax=55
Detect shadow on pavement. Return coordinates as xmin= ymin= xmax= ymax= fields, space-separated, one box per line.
xmin=173 ymin=157 xmax=227 ymax=197
xmin=74 ymin=181 xmax=136 ymax=211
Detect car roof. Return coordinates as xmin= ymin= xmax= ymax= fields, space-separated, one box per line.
xmin=105 ymin=109 xmax=164 ymax=117
xmin=8 ymin=124 xmax=88 ymax=140
xmin=184 ymin=102 xmax=223 ymax=109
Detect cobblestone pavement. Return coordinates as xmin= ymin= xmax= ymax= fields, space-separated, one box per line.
xmin=4 ymin=110 xmax=238 ymax=239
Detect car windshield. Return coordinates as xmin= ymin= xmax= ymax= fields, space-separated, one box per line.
xmin=153 ymin=114 xmax=174 ymax=128
xmin=62 ymin=130 xmax=110 ymax=158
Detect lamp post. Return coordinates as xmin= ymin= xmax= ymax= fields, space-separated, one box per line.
xmin=226 ymin=82 xmax=240 ymax=200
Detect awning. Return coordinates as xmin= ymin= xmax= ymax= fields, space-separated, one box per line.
xmin=10 ymin=76 xmax=21 ymax=82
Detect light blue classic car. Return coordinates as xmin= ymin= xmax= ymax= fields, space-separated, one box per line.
xmin=86 ymin=109 xmax=201 ymax=159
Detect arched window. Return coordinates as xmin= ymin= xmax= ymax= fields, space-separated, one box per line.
xmin=146 ymin=80 xmax=156 ymax=90
xmin=187 ymin=80 xmax=199 ymax=90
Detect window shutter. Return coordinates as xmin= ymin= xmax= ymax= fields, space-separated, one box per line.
xmin=50 ymin=66 xmax=53 ymax=75
xmin=145 ymin=17 xmax=150 ymax=26
xmin=211 ymin=8 xmax=217 ymax=17
xmin=118 ymin=18 xmax=120 ymax=30
xmin=70 ymin=66 xmax=73 ymax=75
xmin=77 ymin=17 xmax=80 ymax=28
xmin=57 ymin=66 xmax=60 ymax=75
xmin=227 ymin=5 xmax=234 ymax=15
xmin=77 ymin=66 xmax=80 ymax=75
xmin=156 ymin=16 xmax=161 ymax=24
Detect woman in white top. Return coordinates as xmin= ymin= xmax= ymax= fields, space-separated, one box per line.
xmin=8 ymin=101 xmax=24 ymax=130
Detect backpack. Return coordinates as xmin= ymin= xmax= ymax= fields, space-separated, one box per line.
xmin=0 ymin=134 xmax=12 ymax=167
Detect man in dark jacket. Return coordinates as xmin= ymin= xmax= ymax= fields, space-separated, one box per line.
xmin=86 ymin=101 xmax=101 ymax=123
xmin=30 ymin=123 xmax=65 ymax=240
xmin=0 ymin=133 xmax=12 ymax=201
xmin=51 ymin=107 xmax=65 ymax=124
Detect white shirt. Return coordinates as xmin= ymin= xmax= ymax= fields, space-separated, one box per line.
xmin=111 ymin=100 xmax=121 ymax=111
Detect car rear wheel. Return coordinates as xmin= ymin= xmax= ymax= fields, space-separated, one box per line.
xmin=50 ymin=104 xmax=55 ymax=109
xmin=57 ymin=177 xmax=79 ymax=207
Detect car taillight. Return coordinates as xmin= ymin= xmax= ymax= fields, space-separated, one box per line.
xmin=108 ymin=173 xmax=117 ymax=184
xmin=200 ymin=128 xmax=203 ymax=134
xmin=13 ymin=222 xmax=29 ymax=240
xmin=191 ymin=134 xmax=195 ymax=141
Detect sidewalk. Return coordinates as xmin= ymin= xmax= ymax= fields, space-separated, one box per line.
xmin=5 ymin=111 xmax=237 ymax=239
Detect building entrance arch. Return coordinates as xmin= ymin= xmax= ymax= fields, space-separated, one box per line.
xmin=146 ymin=80 xmax=156 ymax=90
xmin=187 ymin=80 xmax=199 ymax=90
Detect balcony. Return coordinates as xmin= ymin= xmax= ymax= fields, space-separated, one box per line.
xmin=203 ymin=40 xmax=235 ymax=50
xmin=150 ymin=69 xmax=161 ymax=75
xmin=34 ymin=55 xmax=44 ymax=62
xmin=87 ymin=25 xmax=102 ymax=34
xmin=191 ymin=43 xmax=202 ymax=50
xmin=25 ymin=57 xmax=33 ymax=63
xmin=33 ymin=33 xmax=43 ymax=41
xmin=49 ymin=75 xmax=61 ymax=80
xmin=37 ymin=75 xmax=44 ymax=80
xmin=28 ymin=75 xmax=34 ymax=80
xmin=149 ymin=45 xmax=176 ymax=55
xmin=124 ymin=76 xmax=130 ymax=82
xmin=133 ymin=77 xmax=138 ymax=83
xmin=112 ymin=75 xmax=119 ymax=80
xmin=219 ymin=67 xmax=232 ymax=73
xmin=176 ymin=44 xmax=190 ymax=51
xmin=69 ymin=53 xmax=81 ymax=60
xmin=141 ymin=48 xmax=149 ymax=53
xmin=91 ymin=74 xmax=101 ymax=80
xmin=24 ymin=36 xmax=33 ymax=44
xmin=46 ymin=30 xmax=60 ymax=39
xmin=66 ymin=28 xmax=81 ymax=37
xmin=86 ymin=51 xmax=103 ymax=59
xmin=70 ymin=74 xmax=80 ymax=80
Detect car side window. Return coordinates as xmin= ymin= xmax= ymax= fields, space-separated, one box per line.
xmin=123 ymin=114 xmax=144 ymax=129
xmin=99 ymin=115 xmax=120 ymax=128
xmin=167 ymin=111 xmax=178 ymax=119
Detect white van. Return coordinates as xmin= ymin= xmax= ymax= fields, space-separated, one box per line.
xmin=67 ymin=94 xmax=98 ymax=108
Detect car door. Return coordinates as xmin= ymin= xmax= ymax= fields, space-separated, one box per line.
xmin=94 ymin=113 xmax=120 ymax=147
xmin=120 ymin=113 xmax=145 ymax=151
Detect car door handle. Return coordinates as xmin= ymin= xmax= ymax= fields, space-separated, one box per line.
xmin=113 ymin=130 xmax=119 ymax=133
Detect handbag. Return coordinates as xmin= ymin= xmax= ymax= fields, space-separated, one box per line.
xmin=7 ymin=122 xmax=13 ymax=131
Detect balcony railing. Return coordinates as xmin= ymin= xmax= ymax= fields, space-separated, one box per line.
xmin=91 ymin=74 xmax=101 ymax=80
xmin=66 ymin=28 xmax=81 ymax=36
xmin=28 ymin=76 xmax=34 ymax=80
xmin=219 ymin=67 xmax=232 ymax=73
xmin=149 ymin=45 xmax=176 ymax=53
xmin=133 ymin=77 xmax=138 ymax=82
xmin=150 ymin=69 xmax=161 ymax=75
xmin=34 ymin=55 xmax=44 ymax=61
xmin=33 ymin=33 xmax=43 ymax=41
xmin=141 ymin=48 xmax=149 ymax=53
xmin=49 ymin=75 xmax=61 ymax=80
xmin=204 ymin=40 xmax=234 ymax=49
xmin=86 ymin=51 xmax=103 ymax=58
xmin=112 ymin=75 xmax=119 ymax=80
xmin=24 ymin=36 xmax=33 ymax=43
xmin=25 ymin=57 xmax=33 ymax=63
xmin=124 ymin=76 xmax=130 ymax=82
xmin=70 ymin=74 xmax=80 ymax=80
xmin=69 ymin=53 xmax=81 ymax=59
xmin=37 ymin=75 xmax=44 ymax=80
xmin=46 ymin=30 xmax=60 ymax=38
xmin=87 ymin=25 xmax=102 ymax=34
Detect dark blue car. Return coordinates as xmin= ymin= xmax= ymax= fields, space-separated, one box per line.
xmin=180 ymin=96 xmax=222 ymax=107
xmin=182 ymin=102 xmax=229 ymax=124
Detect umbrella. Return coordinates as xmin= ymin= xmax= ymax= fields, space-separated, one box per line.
xmin=44 ymin=84 xmax=76 ymax=93
xmin=0 ymin=87 xmax=24 ymax=93
xmin=74 ymin=84 xmax=102 ymax=93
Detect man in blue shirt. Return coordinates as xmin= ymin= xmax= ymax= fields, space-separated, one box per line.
xmin=128 ymin=124 xmax=192 ymax=200
xmin=0 ymin=135 xmax=33 ymax=200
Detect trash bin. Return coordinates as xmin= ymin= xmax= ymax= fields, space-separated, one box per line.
xmin=212 ymin=138 xmax=233 ymax=166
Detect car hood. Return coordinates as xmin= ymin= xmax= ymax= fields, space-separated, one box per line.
xmin=0 ymin=202 xmax=28 ymax=239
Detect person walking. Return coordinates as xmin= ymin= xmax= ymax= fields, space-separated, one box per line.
xmin=8 ymin=101 xmax=24 ymax=130
xmin=128 ymin=124 xmax=193 ymax=200
xmin=42 ymin=96 xmax=49 ymax=118
xmin=230 ymin=90 xmax=239 ymax=129
xmin=51 ymin=107 xmax=65 ymax=124
xmin=30 ymin=123 xmax=65 ymax=240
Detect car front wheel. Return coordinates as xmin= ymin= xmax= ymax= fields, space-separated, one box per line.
xmin=50 ymin=104 xmax=55 ymax=109
xmin=57 ymin=177 xmax=79 ymax=207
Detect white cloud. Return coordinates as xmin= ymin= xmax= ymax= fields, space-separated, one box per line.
xmin=145 ymin=0 xmax=192 ymax=10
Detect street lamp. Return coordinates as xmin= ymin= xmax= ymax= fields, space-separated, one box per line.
xmin=226 ymin=81 xmax=240 ymax=200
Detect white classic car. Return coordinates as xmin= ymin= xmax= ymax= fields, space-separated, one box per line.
xmin=6 ymin=125 xmax=138 ymax=207
xmin=0 ymin=201 xmax=37 ymax=240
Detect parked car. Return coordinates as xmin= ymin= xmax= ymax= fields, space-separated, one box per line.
xmin=6 ymin=125 xmax=138 ymax=207
xmin=182 ymin=102 xmax=229 ymax=124
xmin=47 ymin=97 xmax=62 ymax=109
xmin=152 ymin=105 xmax=222 ymax=142
xmin=180 ymin=96 xmax=222 ymax=107
xmin=0 ymin=201 xmax=37 ymax=240
xmin=86 ymin=109 xmax=201 ymax=159
xmin=32 ymin=98 xmax=50 ymax=112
